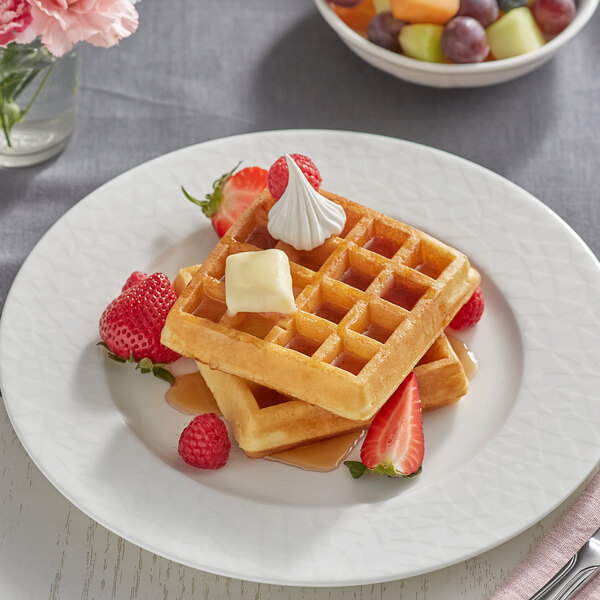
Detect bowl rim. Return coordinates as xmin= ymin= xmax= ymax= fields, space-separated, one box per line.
xmin=314 ymin=0 xmax=600 ymax=74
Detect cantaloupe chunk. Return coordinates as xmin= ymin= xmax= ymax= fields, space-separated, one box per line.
xmin=333 ymin=0 xmax=376 ymax=36
xmin=391 ymin=0 xmax=459 ymax=24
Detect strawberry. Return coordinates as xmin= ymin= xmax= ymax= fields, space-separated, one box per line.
xmin=121 ymin=270 xmax=148 ymax=292
xmin=345 ymin=373 xmax=424 ymax=479
xmin=178 ymin=413 xmax=231 ymax=469
xmin=267 ymin=153 xmax=322 ymax=200
xmin=98 ymin=272 xmax=180 ymax=383
xmin=182 ymin=164 xmax=268 ymax=237
xmin=449 ymin=286 xmax=484 ymax=330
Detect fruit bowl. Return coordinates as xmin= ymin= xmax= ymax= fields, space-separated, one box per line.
xmin=313 ymin=0 xmax=599 ymax=87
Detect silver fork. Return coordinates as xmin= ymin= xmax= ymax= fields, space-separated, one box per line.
xmin=528 ymin=527 xmax=600 ymax=600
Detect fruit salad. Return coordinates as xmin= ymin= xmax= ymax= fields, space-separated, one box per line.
xmin=328 ymin=0 xmax=576 ymax=63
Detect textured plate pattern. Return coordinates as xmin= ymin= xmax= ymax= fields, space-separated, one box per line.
xmin=1 ymin=130 xmax=600 ymax=586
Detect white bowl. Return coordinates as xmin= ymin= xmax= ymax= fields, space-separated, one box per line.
xmin=314 ymin=0 xmax=599 ymax=87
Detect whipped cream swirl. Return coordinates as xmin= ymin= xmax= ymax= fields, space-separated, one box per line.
xmin=267 ymin=155 xmax=346 ymax=251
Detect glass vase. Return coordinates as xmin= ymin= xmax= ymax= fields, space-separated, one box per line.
xmin=0 ymin=41 xmax=79 ymax=168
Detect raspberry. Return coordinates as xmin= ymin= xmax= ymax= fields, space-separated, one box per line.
xmin=267 ymin=154 xmax=322 ymax=200
xmin=178 ymin=413 xmax=231 ymax=469
xmin=121 ymin=271 xmax=149 ymax=292
xmin=449 ymin=287 xmax=484 ymax=330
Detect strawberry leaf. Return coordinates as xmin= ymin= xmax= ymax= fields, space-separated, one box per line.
xmin=152 ymin=366 xmax=176 ymax=385
xmin=344 ymin=460 xmax=422 ymax=480
xmin=344 ymin=461 xmax=368 ymax=479
xmin=97 ymin=343 xmax=175 ymax=385
xmin=181 ymin=161 xmax=241 ymax=218
xmin=137 ymin=357 xmax=154 ymax=373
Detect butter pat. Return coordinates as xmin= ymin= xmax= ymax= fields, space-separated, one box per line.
xmin=225 ymin=249 xmax=295 ymax=315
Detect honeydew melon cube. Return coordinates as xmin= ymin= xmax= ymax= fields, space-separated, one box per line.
xmin=399 ymin=24 xmax=445 ymax=62
xmin=373 ymin=0 xmax=392 ymax=12
xmin=486 ymin=7 xmax=545 ymax=59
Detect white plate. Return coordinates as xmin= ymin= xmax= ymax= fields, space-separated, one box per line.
xmin=1 ymin=130 xmax=600 ymax=587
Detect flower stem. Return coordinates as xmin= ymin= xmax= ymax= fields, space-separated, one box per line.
xmin=0 ymin=108 xmax=12 ymax=147
xmin=19 ymin=61 xmax=55 ymax=123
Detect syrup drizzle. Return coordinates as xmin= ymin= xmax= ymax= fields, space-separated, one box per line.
xmin=364 ymin=236 xmax=399 ymax=259
xmin=447 ymin=334 xmax=479 ymax=380
xmin=165 ymin=372 xmax=221 ymax=415
xmin=267 ymin=430 xmax=365 ymax=472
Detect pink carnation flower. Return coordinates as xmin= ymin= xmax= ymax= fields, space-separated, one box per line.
xmin=26 ymin=0 xmax=139 ymax=57
xmin=0 ymin=0 xmax=34 ymax=46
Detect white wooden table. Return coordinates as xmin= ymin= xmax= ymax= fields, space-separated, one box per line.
xmin=0 ymin=396 xmax=579 ymax=599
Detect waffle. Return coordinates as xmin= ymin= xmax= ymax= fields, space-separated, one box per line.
xmin=162 ymin=189 xmax=480 ymax=421
xmin=198 ymin=333 xmax=469 ymax=457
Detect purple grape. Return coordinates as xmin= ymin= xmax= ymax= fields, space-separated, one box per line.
xmin=457 ymin=0 xmax=499 ymax=27
xmin=497 ymin=0 xmax=528 ymax=12
xmin=441 ymin=17 xmax=489 ymax=63
xmin=367 ymin=12 xmax=406 ymax=53
xmin=328 ymin=0 xmax=362 ymax=6
xmin=531 ymin=0 xmax=576 ymax=35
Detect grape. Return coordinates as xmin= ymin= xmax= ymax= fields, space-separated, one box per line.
xmin=367 ymin=12 xmax=406 ymax=52
xmin=441 ymin=17 xmax=489 ymax=63
xmin=497 ymin=0 xmax=528 ymax=12
xmin=457 ymin=0 xmax=498 ymax=27
xmin=531 ymin=0 xmax=576 ymax=35
xmin=328 ymin=0 xmax=363 ymax=6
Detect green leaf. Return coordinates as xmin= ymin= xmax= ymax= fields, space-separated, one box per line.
xmin=97 ymin=342 xmax=176 ymax=385
xmin=344 ymin=460 xmax=422 ymax=480
xmin=152 ymin=366 xmax=176 ymax=385
xmin=344 ymin=461 xmax=368 ymax=479
xmin=0 ymin=99 xmax=20 ymax=131
xmin=181 ymin=161 xmax=242 ymax=218
xmin=137 ymin=357 xmax=154 ymax=372
xmin=0 ymin=41 xmax=53 ymax=73
xmin=0 ymin=42 xmax=56 ymax=147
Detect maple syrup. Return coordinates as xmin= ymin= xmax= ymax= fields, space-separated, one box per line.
xmin=297 ymin=251 xmax=325 ymax=272
xmin=364 ymin=236 xmax=399 ymax=259
xmin=332 ymin=351 xmax=367 ymax=375
xmin=382 ymin=281 xmax=421 ymax=310
xmin=193 ymin=296 xmax=227 ymax=322
xmin=314 ymin=301 xmax=347 ymax=324
xmin=361 ymin=323 xmax=392 ymax=343
xmin=413 ymin=261 xmax=441 ymax=279
xmin=165 ymin=373 xmax=366 ymax=473
xmin=341 ymin=267 xmax=374 ymax=291
xmin=233 ymin=313 xmax=276 ymax=339
xmin=267 ymin=430 xmax=365 ymax=472
xmin=447 ymin=334 xmax=479 ymax=380
xmin=166 ymin=372 xmax=221 ymax=415
xmin=244 ymin=226 xmax=278 ymax=249
xmin=286 ymin=333 xmax=320 ymax=357
xmin=250 ymin=385 xmax=291 ymax=409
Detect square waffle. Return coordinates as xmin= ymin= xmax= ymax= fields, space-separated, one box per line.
xmin=162 ymin=189 xmax=480 ymax=421
xmin=198 ymin=333 xmax=469 ymax=458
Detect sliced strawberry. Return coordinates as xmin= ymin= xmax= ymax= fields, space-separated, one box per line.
xmin=182 ymin=164 xmax=268 ymax=237
xmin=345 ymin=373 xmax=424 ymax=479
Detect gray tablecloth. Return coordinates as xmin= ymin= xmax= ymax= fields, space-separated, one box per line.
xmin=1 ymin=0 xmax=599 ymax=312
